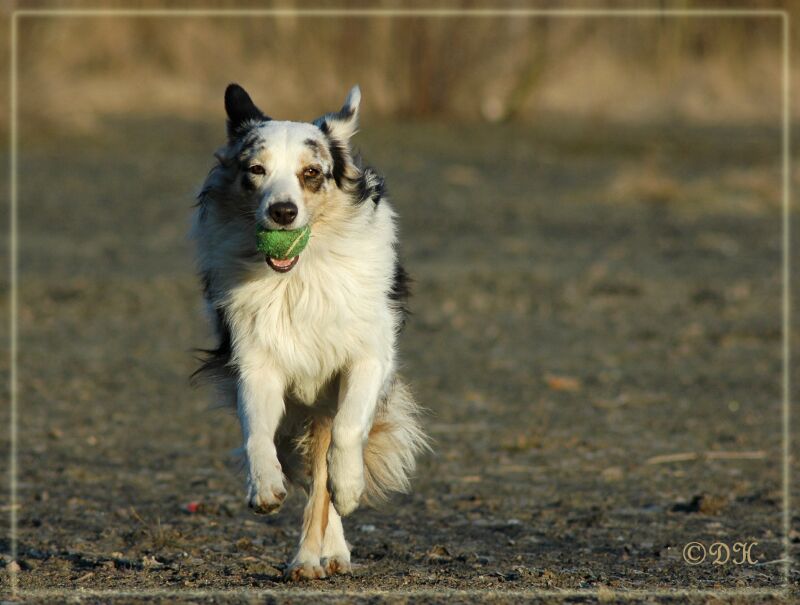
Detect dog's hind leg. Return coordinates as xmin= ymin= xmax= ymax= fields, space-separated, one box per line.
xmin=285 ymin=419 xmax=331 ymax=581
xmin=321 ymin=503 xmax=351 ymax=575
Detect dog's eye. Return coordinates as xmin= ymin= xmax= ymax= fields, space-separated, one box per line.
xmin=303 ymin=167 xmax=321 ymax=179
xmin=248 ymin=165 xmax=266 ymax=176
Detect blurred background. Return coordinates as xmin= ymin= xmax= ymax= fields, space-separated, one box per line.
xmin=1 ymin=0 xmax=798 ymax=597
xmin=0 ymin=0 xmax=794 ymax=133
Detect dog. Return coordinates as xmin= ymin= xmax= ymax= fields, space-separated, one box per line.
xmin=191 ymin=83 xmax=428 ymax=580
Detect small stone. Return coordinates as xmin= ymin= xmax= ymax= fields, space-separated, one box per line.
xmin=601 ymin=467 xmax=624 ymax=482
xmin=426 ymin=545 xmax=452 ymax=563
xmin=142 ymin=555 xmax=163 ymax=568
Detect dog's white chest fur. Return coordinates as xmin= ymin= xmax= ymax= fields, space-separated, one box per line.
xmin=225 ymin=204 xmax=398 ymax=404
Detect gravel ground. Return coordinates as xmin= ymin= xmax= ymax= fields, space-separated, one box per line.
xmin=0 ymin=117 xmax=798 ymax=603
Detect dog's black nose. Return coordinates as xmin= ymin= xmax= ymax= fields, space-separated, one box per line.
xmin=268 ymin=201 xmax=298 ymax=226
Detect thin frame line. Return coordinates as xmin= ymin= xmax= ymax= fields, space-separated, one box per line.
xmin=7 ymin=10 xmax=18 ymax=598
xmin=5 ymin=6 xmax=792 ymax=599
xmin=8 ymin=8 xmax=791 ymax=18
xmin=781 ymin=10 xmax=793 ymax=589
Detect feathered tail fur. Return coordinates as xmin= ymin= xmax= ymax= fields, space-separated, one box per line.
xmin=290 ymin=377 xmax=429 ymax=506
xmin=361 ymin=378 xmax=429 ymax=504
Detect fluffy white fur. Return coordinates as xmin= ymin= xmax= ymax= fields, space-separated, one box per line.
xmin=191 ymin=84 xmax=428 ymax=580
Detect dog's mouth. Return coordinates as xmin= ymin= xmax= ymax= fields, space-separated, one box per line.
xmin=266 ymin=255 xmax=300 ymax=273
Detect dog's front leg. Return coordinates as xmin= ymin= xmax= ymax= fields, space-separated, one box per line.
xmin=238 ymin=359 xmax=287 ymax=514
xmin=328 ymin=358 xmax=385 ymax=516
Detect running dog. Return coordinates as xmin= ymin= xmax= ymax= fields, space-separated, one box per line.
xmin=191 ymin=83 xmax=427 ymax=580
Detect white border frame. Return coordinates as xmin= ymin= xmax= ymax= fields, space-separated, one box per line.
xmin=5 ymin=6 xmax=792 ymax=601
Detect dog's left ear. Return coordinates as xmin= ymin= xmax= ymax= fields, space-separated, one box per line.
xmin=315 ymin=85 xmax=361 ymax=142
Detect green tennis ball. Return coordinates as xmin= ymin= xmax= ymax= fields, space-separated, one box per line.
xmin=256 ymin=225 xmax=311 ymax=259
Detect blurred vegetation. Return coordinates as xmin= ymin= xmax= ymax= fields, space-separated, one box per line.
xmin=1 ymin=0 xmax=796 ymax=133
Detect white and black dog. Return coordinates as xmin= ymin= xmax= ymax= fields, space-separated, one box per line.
xmin=191 ymin=84 xmax=427 ymax=579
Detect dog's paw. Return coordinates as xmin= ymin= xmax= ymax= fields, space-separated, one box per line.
xmin=322 ymin=555 xmax=352 ymax=576
xmin=246 ymin=465 xmax=287 ymax=515
xmin=284 ymin=559 xmax=327 ymax=581
xmin=327 ymin=444 xmax=364 ymax=517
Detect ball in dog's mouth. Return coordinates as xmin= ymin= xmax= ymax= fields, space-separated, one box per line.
xmin=266 ymin=255 xmax=299 ymax=273
xmin=256 ymin=225 xmax=310 ymax=274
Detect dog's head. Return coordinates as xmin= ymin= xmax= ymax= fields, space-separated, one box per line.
xmin=211 ymin=83 xmax=370 ymax=273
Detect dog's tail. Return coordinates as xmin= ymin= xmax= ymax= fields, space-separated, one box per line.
xmin=361 ymin=378 xmax=430 ymax=505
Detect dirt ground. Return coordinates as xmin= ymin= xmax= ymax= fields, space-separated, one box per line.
xmin=0 ymin=117 xmax=798 ymax=603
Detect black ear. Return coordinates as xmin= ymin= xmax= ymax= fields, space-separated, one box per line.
xmin=224 ymin=84 xmax=269 ymax=138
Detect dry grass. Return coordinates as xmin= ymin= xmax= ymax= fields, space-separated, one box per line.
xmin=2 ymin=0 xmax=796 ymax=134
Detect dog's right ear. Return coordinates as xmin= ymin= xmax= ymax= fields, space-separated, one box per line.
xmin=225 ymin=84 xmax=269 ymax=139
